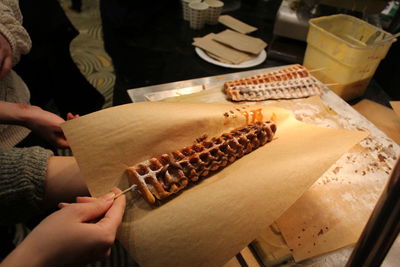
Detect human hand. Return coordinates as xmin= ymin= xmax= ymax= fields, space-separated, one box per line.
xmin=0 ymin=33 xmax=13 ymax=80
xmin=24 ymin=106 xmax=71 ymax=148
xmin=0 ymin=102 xmax=80 ymax=148
xmin=67 ymin=112 xmax=80 ymax=120
xmin=2 ymin=188 xmax=126 ymax=267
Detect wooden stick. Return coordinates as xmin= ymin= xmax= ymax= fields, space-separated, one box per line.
xmin=324 ymin=83 xmax=339 ymax=86
xmin=114 ymin=184 xmax=137 ymax=199
xmin=309 ymin=67 xmax=325 ymax=73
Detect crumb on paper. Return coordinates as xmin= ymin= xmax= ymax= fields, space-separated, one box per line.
xmin=332 ymin=166 xmax=342 ymax=174
xmin=377 ymin=153 xmax=386 ymax=162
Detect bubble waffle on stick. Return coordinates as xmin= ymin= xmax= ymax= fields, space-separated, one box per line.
xmin=126 ymin=121 xmax=277 ymax=204
xmin=226 ymin=76 xmax=322 ymax=101
xmin=224 ymin=64 xmax=309 ymax=89
xmin=224 ymin=64 xmax=322 ymax=101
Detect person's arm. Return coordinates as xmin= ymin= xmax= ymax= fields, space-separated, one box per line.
xmin=1 ymin=188 xmax=126 ymax=267
xmin=0 ymin=31 xmax=12 ymax=80
xmin=0 ymin=0 xmax=31 ymax=69
xmin=0 ymin=147 xmax=89 ymax=224
xmin=42 ymin=155 xmax=89 ymax=210
xmin=0 ymin=146 xmax=52 ymax=224
xmin=0 ymin=101 xmax=71 ymax=148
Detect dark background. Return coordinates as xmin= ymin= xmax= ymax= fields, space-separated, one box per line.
xmin=15 ymin=0 xmax=400 ymax=110
xmin=99 ymin=0 xmax=400 ymax=106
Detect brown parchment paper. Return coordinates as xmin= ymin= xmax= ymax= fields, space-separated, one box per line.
xmin=61 ymin=102 xmax=367 ymax=267
xmin=249 ymin=96 xmax=397 ymax=262
xmin=390 ymin=101 xmax=400 ymax=118
xmin=353 ymin=99 xmax=400 ymax=144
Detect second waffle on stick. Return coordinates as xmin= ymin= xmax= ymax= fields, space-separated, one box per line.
xmin=224 ymin=64 xmax=322 ymax=101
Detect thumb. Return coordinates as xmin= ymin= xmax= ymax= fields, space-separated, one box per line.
xmin=53 ymin=131 xmax=70 ymax=148
xmin=55 ymin=137 xmax=70 ymax=149
xmin=71 ymin=197 xmax=114 ymax=222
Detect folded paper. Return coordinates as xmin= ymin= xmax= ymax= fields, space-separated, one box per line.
xmin=213 ymin=29 xmax=267 ymax=55
xmin=193 ymin=33 xmax=255 ymax=64
xmin=218 ymin=15 xmax=257 ymax=34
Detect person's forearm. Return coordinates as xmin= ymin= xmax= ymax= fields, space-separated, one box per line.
xmin=42 ymin=156 xmax=90 ymax=210
xmin=0 ymin=101 xmax=32 ymax=126
xmin=0 ymin=101 xmax=71 ymax=148
xmin=1 ymin=241 xmax=47 ymax=267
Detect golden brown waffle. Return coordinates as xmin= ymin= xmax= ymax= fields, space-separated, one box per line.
xmin=126 ymin=121 xmax=277 ymax=204
xmin=224 ymin=64 xmax=322 ymax=101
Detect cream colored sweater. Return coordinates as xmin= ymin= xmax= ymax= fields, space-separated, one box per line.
xmin=0 ymin=0 xmax=32 ymax=148
xmin=0 ymin=1 xmax=55 ymax=224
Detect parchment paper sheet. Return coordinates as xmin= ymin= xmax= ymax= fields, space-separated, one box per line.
xmin=270 ymin=97 xmax=399 ymax=262
xmin=390 ymin=101 xmax=400 ymax=118
xmin=61 ymin=102 xmax=367 ymax=267
xmin=353 ymin=99 xmax=400 ymax=144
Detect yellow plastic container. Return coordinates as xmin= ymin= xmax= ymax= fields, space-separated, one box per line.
xmin=303 ymin=14 xmax=396 ymax=101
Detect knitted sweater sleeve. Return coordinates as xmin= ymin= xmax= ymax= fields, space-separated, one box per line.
xmin=0 ymin=146 xmax=53 ymax=224
xmin=0 ymin=0 xmax=31 ymax=65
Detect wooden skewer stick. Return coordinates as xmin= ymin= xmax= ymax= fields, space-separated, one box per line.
xmin=309 ymin=67 xmax=325 ymax=73
xmin=114 ymin=184 xmax=137 ymax=199
xmin=324 ymin=83 xmax=339 ymax=86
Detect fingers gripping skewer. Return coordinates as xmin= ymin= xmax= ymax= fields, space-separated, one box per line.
xmin=114 ymin=184 xmax=137 ymax=199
